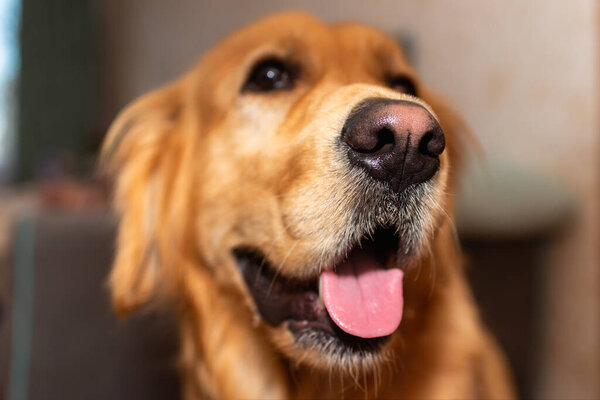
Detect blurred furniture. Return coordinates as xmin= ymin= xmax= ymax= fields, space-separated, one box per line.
xmin=0 ymin=211 xmax=179 ymax=400
xmin=457 ymin=158 xmax=574 ymax=399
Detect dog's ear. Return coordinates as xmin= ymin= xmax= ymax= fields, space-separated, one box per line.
xmin=101 ymin=82 xmax=190 ymax=316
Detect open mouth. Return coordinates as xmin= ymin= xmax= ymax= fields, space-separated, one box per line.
xmin=234 ymin=226 xmax=405 ymax=355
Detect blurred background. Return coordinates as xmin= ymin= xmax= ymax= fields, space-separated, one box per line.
xmin=0 ymin=1 xmax=598 ymax=399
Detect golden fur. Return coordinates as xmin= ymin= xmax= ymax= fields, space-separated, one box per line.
xmin=101 ymin=12 xmax=515 ymax=399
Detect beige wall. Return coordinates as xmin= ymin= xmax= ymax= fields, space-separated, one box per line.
xmin=100 ymin=1 xmax=599 ymax=398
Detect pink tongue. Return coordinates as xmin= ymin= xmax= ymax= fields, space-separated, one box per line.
xmin=320 ymin=254 xmax=404 ymax=338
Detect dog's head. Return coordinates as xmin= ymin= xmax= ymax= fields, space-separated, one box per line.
xmin=102 ymin=12 xmax=465 ymax=374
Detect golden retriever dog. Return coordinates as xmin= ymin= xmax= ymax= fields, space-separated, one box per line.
xmin=101 ymin=12 xmax=515 ymax=399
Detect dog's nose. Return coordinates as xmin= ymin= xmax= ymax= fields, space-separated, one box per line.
xmin=341 ymin=98 xmax=445 ymax=193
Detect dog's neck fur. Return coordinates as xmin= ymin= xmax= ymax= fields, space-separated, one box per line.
xmin=175 ymin=222 xmax=509 ymax=400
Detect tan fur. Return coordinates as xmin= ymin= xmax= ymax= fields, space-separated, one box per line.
xmin=101 ymin=12 xmax=515 ymax=399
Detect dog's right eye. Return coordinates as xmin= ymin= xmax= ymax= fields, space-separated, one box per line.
xmin=243 ymin=59 xmax=294 ymax=92
xmin=388 ymin=76 xmax=418 ymax=97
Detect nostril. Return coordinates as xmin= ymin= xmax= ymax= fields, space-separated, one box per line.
xmin=345 ymin=126 xmax=396 ymax=154
xmin=418 ymin=128 xmax=445 ymax=157
xmin=370 ymin=127 xmax=395 ymax=154
xmin=418 ymin=131 xmax=434 ymax=156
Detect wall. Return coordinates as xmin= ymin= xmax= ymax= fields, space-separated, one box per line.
xmin=99 ymin=1 xmax=599 ymax=398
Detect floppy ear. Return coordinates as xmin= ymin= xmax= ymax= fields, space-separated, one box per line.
xmin=101 ymin=82 xmax=190 ymax=316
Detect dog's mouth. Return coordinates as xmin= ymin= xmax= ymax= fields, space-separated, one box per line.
xmin=234 ymin=226 xmax=405 ymax=355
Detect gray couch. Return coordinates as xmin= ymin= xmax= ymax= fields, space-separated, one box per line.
xmin=0 ymin=211 xmax=180 ymax=400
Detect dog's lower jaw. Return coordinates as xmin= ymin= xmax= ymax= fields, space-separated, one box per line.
xmin=179 ymin=259 xmax=399 ymax=399
xmin=176 ymin=221 xmax=510 ymax=400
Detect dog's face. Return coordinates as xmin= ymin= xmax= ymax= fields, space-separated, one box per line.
xmin=103 ymin=13 xmax=461 ymax=375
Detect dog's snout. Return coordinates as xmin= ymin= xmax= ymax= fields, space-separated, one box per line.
xmin=341 ymin=98 xmax=445 ymax=192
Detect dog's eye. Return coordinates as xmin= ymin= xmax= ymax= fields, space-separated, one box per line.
xmin=243 ymin=59 xmax=294 ymax=92
xmin=388 ymin=76 xmax=417 ymax=96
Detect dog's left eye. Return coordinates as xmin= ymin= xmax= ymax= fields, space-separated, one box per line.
xmin=243 ymin=59 xmax=294 ymax=92
xmin=388 ymin=76 xmax=418 ymax=96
